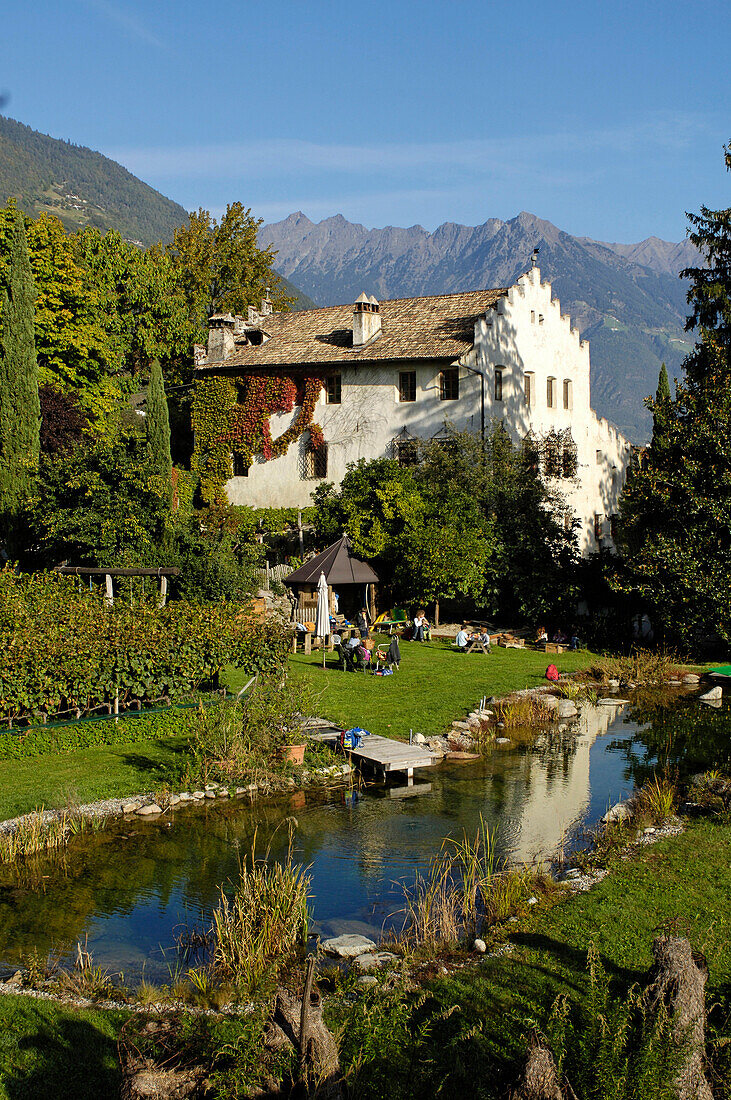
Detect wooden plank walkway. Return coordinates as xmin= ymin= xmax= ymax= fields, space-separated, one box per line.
xmin=349 ymin=734 xmax=435 ymax=777
xmin=307 ymin=728 xmax=436 ymax=778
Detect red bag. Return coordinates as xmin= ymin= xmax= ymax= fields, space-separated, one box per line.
xmin=545 ymin=664 xmax=559 ymax=682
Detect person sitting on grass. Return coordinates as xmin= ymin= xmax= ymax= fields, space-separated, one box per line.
xmin=455 ymin=625 xmax=469 ymax=650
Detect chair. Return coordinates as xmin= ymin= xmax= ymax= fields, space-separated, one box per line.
xmin=335 ymin=642 xmax=356 ymax=672
xmin=350 ymin=645 xmax=371 ymax=673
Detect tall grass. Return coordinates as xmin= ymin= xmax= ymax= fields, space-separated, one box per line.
xmin=212 ymin=826 xmax=310 ymax=991
xmin=492 ymin=697 xmax=554 ymax=728
xmin=396 ymin=818 xmax=543 ymax=950
xmin=638 ymin=777 xmax=678 ymax=823
xmin=0 ymin=808 xmax=105 ymax=864
xmin=588 ymin=648 xmax=678 ymax=686
xmin=544 ymin=946 xmax=686 ymax=1100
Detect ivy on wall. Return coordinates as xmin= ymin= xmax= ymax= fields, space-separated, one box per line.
xmin=192 ymin=372 xmax=324 ymax=503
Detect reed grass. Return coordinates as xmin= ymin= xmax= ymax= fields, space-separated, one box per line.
xmin=212 ymin=826 xmax=310 ymax=991
xmin=491 ymin=697 xmax=554 ymax=728
xmin=396 ymin=818 xmax=544 ymax=951
xmin=0 ymin=808 xmax=105 ymax=864
xmin=588 ymin=648 xmax=678 ymax=686
xmin=638 ymin=776 xmax=678 ymax=823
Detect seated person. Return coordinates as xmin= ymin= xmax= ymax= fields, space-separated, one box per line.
xmin=535 ymin=625 xmax=548 ymax=644
xmin=412 ymin=610 xmax=427 ymax=642
xmin=455 ymin=625 xmax=470 ymax=650
xmin=552 ymin=628 xmax=569 ymax=644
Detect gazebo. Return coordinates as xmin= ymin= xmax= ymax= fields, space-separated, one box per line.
xmin=285 ymin=534 xmax=379 ymax=622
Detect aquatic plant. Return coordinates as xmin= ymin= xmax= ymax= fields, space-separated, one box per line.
xmin=396 ymin=818 xmax=548 ymax=950
xmin=491 ymin=697 xmax=554 ymax=729
xmin=638 ymin=776 xmax=678 ymax=823
xmin=588 ymin=648 xmax=679 ymax=686
xmin=212 ymin=827 xmax=310 ymax=991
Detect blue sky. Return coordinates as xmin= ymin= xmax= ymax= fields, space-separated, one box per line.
xmin=3 ymin=0 xmax=729 ymax=240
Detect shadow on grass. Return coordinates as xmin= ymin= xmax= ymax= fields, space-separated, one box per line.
xmin=3 ymin=1005 xmax=121 ymax=1098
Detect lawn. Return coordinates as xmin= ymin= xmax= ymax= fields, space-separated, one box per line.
xmin=0 ymin=735 xmax=192 ymax=821
xmin=0 ymin=996 xmax=128 ymax=1100
xmin=276 ymin=639 xmax=602 ymax=740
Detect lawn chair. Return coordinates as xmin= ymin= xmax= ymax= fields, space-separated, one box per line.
xmin=335 ymin=641 xmax=356 ymax=672
xmin=350 ymin=644 xmax=371 ymax=673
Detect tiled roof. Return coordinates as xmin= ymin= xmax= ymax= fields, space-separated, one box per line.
xmin=199 ymin=289 xmax=508 ymax=370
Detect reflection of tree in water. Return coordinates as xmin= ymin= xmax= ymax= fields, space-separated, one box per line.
xmin=608 ymin=699 xmax=731 ymax=789
xmin=531 ymin=724 xmax=582 ymax=792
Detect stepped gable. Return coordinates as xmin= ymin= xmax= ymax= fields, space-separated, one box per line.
xmin=198 ymin=288 xmax=508 ymax=370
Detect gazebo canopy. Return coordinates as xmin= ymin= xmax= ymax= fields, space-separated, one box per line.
xmin=285 ymin=535 xmax=379 ymax=587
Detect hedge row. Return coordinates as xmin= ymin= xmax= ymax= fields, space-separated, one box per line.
xmin=0 ymin=706 xmax=199 ymax=761
xmin=0 ymin=569 xmax=290 ymax=722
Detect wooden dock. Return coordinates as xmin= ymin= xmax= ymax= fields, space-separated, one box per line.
xmin=307 ymin=728 xmax=436 ymax=780
xmin=348 ymin=734 xmax=435 ymax=779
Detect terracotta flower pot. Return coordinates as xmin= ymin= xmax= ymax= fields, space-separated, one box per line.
xmin=280 ymin=743 xmax=306 ymax=766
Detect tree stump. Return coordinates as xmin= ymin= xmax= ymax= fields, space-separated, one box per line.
xmin=645 ymin=936 xmax=713 ymax=1100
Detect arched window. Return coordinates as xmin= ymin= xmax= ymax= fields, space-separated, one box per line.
xmin=524 ymin=372 xmax=534 ymax=406
xmin=563 ymin=379 xmax=573 ymax=410
xmin=546 ymin=376 xmax=556 ymax=408
xmin=494 ymin=368 xmax=503 ymax=402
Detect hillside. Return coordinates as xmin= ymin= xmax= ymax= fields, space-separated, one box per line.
xmin=261 ymin=211 xmax=701 ymax=442
xmin=0 ymin=114 xmax=188 ymax=246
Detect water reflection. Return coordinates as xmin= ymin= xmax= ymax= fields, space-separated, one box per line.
xmin=0 ymin=696 xmax=725 ymax=979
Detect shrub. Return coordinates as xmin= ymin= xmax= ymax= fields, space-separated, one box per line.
xmin=0 ymin=706 xmax=197 ymax=760
xmin=543 ymin=946 xmax=687 ymax=1100
xmin=0 ymin=568 xmax=290 ymax=722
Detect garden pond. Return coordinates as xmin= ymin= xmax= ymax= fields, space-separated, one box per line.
xmin=0 ymin=691 xmax=729 ymax=982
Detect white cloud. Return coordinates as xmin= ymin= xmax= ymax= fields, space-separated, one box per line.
xmin=78 ymin=0 xmax=166 ymax=49
xmin=107 ymin=112 xmax=709 ymax=183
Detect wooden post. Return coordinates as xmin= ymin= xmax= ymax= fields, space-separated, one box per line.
xmin=265 ymin=560 xmax=270 ymax=589
xmin=434 ymin=598 xmax=440 ymax=627
xmin=104 ymin=574 xmax=114 ymax=608
xmin=159 ymin=575 xmax=168 ymax=608
xmin=369 ymin=584 xmax=376 ymax=622
xmin=304 ymin=633 xmax=311 ymax=655
xmin=298 ymin=955 xmax=316 ymax=1078
xmin=298 ymin=509 xmax=304 ymax=556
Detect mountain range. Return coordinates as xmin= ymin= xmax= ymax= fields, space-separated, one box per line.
xmin=262 ymin=211 xmax=702 ymax=442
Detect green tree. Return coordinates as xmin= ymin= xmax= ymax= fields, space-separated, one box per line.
xmin=146 ymin=359 xmax=172 ymax=498
xmin=616 ymin=142 xmax=731 ymax=649
xmin=168 ymin=203 xmax=293 ymax=333
xmin=651 ymin=362 xmax=672 ymax=458
xmin=30 ymin=428 xmax=168 ymax=567
xmin=0 ymin=208 xmax=40 ymax=532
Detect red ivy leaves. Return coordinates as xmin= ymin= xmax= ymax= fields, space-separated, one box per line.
xmin=224 ymin=373 xmax=323 ymax=462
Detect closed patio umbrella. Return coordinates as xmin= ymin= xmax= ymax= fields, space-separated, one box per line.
xmin=315 ymin=571 xmax=330 ymax=668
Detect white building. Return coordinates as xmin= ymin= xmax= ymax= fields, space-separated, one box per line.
xmin=195 ymin=262 xmax=630 ymax=555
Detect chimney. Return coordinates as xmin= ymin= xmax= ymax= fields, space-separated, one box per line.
xmin=353 ymin=292 xmax=381 ymax=347
xmin=207 ymin=313 xmax=237 ymax=361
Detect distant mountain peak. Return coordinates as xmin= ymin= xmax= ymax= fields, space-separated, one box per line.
xmin=260 ymin=209 xmax=695 ymax=444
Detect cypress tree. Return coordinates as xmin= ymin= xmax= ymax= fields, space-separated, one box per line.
xmin=0 ymin=211 xmax=40 ymax=523
xmin=146 ymin=358 xmax=172 ymax=495
xmin=650 ymin=362 xmax=672 ymax=458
